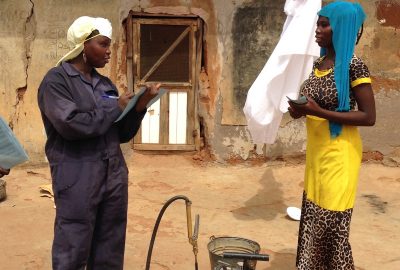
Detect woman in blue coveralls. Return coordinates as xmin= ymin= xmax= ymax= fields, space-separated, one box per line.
xmin=38 ymin=16 xmax=160 ymax=270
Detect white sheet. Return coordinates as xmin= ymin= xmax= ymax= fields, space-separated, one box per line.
xmin=243 ymin=0 xmax=321 ymax=144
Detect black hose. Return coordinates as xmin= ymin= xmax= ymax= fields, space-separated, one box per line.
xmin=145 ymin=195 xmax=191 ymax=270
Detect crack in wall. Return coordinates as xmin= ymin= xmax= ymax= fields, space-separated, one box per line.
xmin=9 ymin=0 xmax=36 ymax=130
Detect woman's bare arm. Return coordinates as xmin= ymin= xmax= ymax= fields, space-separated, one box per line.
xmin=288 ymin=83 xmax=376 ymax=126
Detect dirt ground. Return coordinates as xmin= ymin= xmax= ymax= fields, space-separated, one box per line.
xmin=0 ymin=151 xmax=399 ymax=270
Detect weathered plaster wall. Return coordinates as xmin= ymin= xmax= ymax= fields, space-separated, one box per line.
xmin=221 ymin=0 xmax=286 ymax=125
xmin=0 ymin=0 xmax=399 ymax=164
xmin=0 ymin=1 xmax=33 ymax=145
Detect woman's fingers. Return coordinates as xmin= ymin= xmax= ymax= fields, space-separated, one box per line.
xmin=146 ymin=83 xmax=161 ymax=96
xmin=288 ymin=106 xmax=303 ymax=119
xmin=0 ymin=167 xmax=10 ymax=178
xmin=117 ymin=91 xmax=134 ymax=110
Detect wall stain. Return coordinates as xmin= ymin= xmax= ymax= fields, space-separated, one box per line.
xmin=372 ymin=35 xmax=380 ymax=49
xmin=376 ymin=0 xmax=400 ymax=29
xmin=371 ymin=76 xmax=400 ymax=92
xmin=232 ymin=0 xmax=286 ymax=111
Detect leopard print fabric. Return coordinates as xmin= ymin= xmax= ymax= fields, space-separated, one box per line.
xmin=300 ymin=55 xmax=370 ymax=111
xmin=296 ymin=192 xmax=354 ymax=270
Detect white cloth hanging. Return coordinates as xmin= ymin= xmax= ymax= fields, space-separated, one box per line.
xmin=243 ymin=0 xmax=321 ymax=144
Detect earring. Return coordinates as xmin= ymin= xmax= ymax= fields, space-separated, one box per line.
xmin=83 ymin=51 xmax=87 ymax=63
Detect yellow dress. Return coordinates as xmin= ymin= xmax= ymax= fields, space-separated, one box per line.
xmin=304 ymin=115 xmax=362 ymax=211
xmin=296 ymin=55 xmax=371 ymax=270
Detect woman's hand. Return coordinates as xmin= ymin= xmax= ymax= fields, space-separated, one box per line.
xmin=288 ymin=96 xmax=322 ymax=118
xmin=145 ymin=83 xmax=162 ymax=97
xmin=288 ymin=85 xmax=376 ymax=127
xmin=0 ymin=167 xmax=10 ymax=178
xmin=288 ymin=106 xmax=304 ymax=119
xmin=117 ymin=91 xmax=135 ymax=110
xmin=135 ymin=83 xmax=162 ymax=112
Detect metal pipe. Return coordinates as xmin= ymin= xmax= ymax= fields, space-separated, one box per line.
xmin=145 ymin=195 xmax=199 ymax=270
xmin=192 ymin=214 xmax=200 ymax=270
xmin=223 ymin=252 xmax=269 ymax=261
xmin=223 ymin=252 xmax=269 ymax=270
xmin=186 ymin=200 xmax=193 ymax=241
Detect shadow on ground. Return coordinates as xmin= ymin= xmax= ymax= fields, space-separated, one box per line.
xmin=231 ymin=169 xmax=288 ymax=221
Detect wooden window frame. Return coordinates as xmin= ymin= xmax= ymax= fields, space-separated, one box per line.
xmin=126 ymin=13 xmax=203 ymax=151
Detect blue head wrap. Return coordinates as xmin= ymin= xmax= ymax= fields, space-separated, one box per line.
xmin=318 ymin=1 xmax=366 ymax=138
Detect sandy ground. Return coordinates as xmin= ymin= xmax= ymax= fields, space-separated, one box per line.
xmin=0 ymin=151 xmax=399 ymax=270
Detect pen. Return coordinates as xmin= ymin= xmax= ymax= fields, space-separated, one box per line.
xmin=102 ymin=95 xmax=119 ymax=99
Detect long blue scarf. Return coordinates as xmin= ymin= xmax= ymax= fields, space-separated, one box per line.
xmin=318 ymin=1 xmax=366 ymax=138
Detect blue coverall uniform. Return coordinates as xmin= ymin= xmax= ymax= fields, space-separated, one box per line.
xmin=38 ymin=62 xmax=146 ymax=270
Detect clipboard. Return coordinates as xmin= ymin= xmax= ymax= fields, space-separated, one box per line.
xmin=0 ymin=117 xmax=29 ymax=169
xmin=114 ymin=87 xmax=167 ymax=123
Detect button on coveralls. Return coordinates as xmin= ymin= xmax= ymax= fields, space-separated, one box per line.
xmin=38 ymin=62 xmax=146 ymax=270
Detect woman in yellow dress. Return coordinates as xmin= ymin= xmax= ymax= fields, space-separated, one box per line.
xmin=288 ymin=2 xmax=376 ymax=269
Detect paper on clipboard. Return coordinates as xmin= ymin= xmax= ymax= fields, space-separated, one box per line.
xmin=0 ymin=117 xmax=29 ymax=169
xmin=114 ymin=87 xmax=167 ymax=123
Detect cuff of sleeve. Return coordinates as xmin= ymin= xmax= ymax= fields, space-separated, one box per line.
xmin=137 ymin=107 xmax=147 ymax=115
xmin=351 ymin=77 xmax=371 ymax=88
xmin=134 ymin=107 xmax=147 ymax=120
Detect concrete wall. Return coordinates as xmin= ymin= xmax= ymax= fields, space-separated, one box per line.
xmin=0 ymin=0 xmax=399 ymax=164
